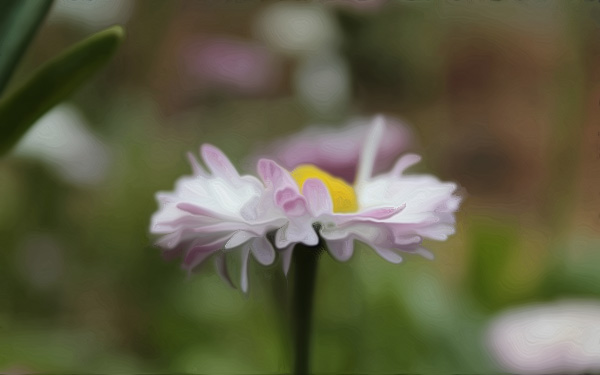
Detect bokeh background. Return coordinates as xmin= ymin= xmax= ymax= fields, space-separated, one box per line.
xmin=1 ymin=0 xmax=600 ymax=373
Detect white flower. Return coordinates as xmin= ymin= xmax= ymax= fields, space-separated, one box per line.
xmin=13 ymin=104 xmax=110 ymax=186
xmin=254 ymin=2 xmax=340 ymax=57
xmin=49 ymin=0 xmax=134 ymax=32
xmin=258 ymin=116 xmax=461 ymax=273
xmin=486 ymin=300 xmax=600 ymax=374
xmin=151 ymin=116 xmax=461 ymax=290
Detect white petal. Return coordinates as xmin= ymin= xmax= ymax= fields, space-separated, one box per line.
xmin=302 ymin=178 xmax=333 ymax=216
xmin=275 ymin=221 xmax=318 ymax=248
xmin=302 ymin=227 xmax=319 ymax=246
xmin=201 ymin=144 xmax=240 ymax=181
xmin=240 ymin=244 xmax=251 ymax=293
xmin=156 ymin=192 xmax=175 ymax=205
xmin=214 ymin=253 xmax=235 ymax=288
xmin=251 ymin=237 xmax=276 ymax=265
xmin=281 ymin=245 xmax=294 ymax=276
xmin=414 ymin=247 xmax=434 ymax=260
xmin=275 ymin=223 xmax=290 ymax=248
xmin=225 ymin=231 xmax=255 ymax=249
xmin=183 ymin=238 xmax=224 ymax=269
xmin=155 ymin=231 xmax=183 ymax=249
xmin=390 ymin=153 xmax=421 ymax=176
xmin=355 ymin=115 xmax=385 ymax=184
xmin=187 ymin=151 xmax=207 ymax=176
xmin=394 ymin=235 xmax=422 ymax=246
xmin=373 ymin=246 xmax=403 ymax=264
xmin=327 ymin=239 xmax=354 ymax=262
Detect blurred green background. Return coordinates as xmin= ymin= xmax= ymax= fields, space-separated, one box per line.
xmin=1 ymin=0 xmax=600 ymax=373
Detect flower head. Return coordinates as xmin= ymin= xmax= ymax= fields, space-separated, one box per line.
xmin=486 ymin=300 xmax=600 ymax=374
xmin=258 ymin=116 xmax=460 ymax=272
xmin=150 ymin=116 xmax=461 ymax=290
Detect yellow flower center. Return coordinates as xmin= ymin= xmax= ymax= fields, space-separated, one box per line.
xmin=291 ymin=165 xmax=358 ymax=213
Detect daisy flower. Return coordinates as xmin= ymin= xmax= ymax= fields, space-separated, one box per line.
xmin=258 ymin=116 xmax=461 ymax=274
xmin=150 ymin=116 xmax=461 ymax=291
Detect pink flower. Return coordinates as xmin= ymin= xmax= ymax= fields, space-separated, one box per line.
xmin=259 ymin=116 xmax=413 ymax=183
xmin=486 ymin=300 xmax=600 ymax=374
xmin=183 ymin=37 xmax=281 ymax=95
xmin=258 ymin=116 xmax=460 ymax=273
xmin=150 ymin=116 xmax=460 ymax=290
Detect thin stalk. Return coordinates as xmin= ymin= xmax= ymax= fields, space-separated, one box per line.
xmin=291 ymin=243 xmax=322 ymax=375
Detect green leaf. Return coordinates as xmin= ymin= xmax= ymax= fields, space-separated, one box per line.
xmin=0 ymin=25 xmax=125 ymax=156
xmin=0 ymin=0 xmax=54 ymax=95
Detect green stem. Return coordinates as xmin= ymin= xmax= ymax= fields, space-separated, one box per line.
xmin=291 ymin=243 xmax=322 ymax=375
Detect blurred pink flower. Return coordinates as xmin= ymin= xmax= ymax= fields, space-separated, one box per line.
xmin=260 ymin=116 xmax=413 ymax=183
xmin=486 ymin=300 xmax=600 ymax=374
xmin=150 ymin=116 xmax=460 ymax=291
xmin=183 ymin=37 xmax=281 ymax=95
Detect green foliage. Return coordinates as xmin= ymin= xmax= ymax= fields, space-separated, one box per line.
xmin=0 ymin=0 xmax=53 ymax=95
xmin=0 ymin=26 xmax=124 ymax=156
xmin=466 ymin=216 xmax=520 ymax=312
xmin=538 ymin=237 xmax=600 ymax=299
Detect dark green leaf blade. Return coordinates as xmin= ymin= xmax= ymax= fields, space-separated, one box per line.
xmin=0 ymin=25 xmax=124 ymax=156
xmin=0 ymin=0 xmax=54 ymax=95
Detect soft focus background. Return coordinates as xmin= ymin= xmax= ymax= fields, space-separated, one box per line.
xmin=1 ymin=0 xmax=600 ymax=373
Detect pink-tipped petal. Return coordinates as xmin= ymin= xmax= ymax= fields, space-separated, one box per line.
xmin=214 ymin=253 xmax=235 ymax=288
xmin=258 ymin=159 xmax=310 ymax=217
xmin=176 ymin=202 xmax=237 ymax=221
xmin=275 ymin=188 xmax=307 ymax=215
xmin=391 ymin=153 xmax=422 ymax=176
xmin=281 ymin=197 xmax=307 ymax=217
xmin=201 ymin=144 xmax=240 ymax=181
xmin=156 ymin=231 xmax=184 ymax=249
xmin=184 ymin=240 xmax=223 ymax=269
xmin=337 ymin=205 xmax=405 ymax=223
xmin=327 ymin=239 xmax=354 ymax=262
xmin=394 ymin=235 xmax=422 ymax=246
xmin=356 ymin=116 xmax=385 ymax=184
xmin=414 ymin=247 xmax=435 ymax=260
xmin=251 ymin=236 xmax=276 ymax=265
xmin=275 ymin=221 xmax=318 ymax=248
xmin=258 ymin=158 xmax=296 ymax=189
xmin=281 ymin=245 xmax=294 ymax=276
xmin=372 ymin=246 xmax=403 ymax=264
xmin=157 ymin=192 xmax=175 ymax=205
xmin=187 ymin=151 xmax=207 ymax=176
xmin=275 ymin=223 xmax=290 ymax=249
xmin=193 ymin=222 xmax=253 ymax=234
xmin=240 ymin=244 xmax=251 ymax=293
xmin=302 ymin=178 xmax=333 ymax=217
xmin=225 ymin=230 xmax=255 ymax=249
